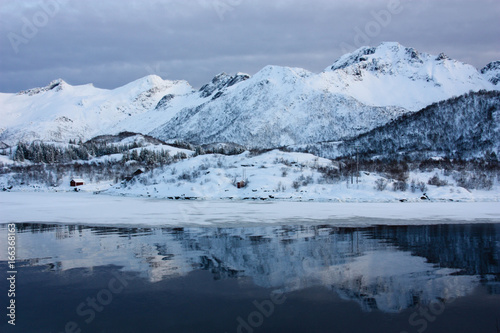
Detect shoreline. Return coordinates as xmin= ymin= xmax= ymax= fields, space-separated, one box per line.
xmin=1 ymin=191 xmax=499 ymax=227
xmin=3 ymin=182 xmax=500 ymax=204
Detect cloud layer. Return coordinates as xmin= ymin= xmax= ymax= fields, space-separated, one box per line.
xmin=1 ymin=0 xmax=499 ymax=92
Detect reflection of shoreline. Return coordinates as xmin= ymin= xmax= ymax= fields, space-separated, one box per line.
xmin=2 ymin=224 xmax=499 ymax=313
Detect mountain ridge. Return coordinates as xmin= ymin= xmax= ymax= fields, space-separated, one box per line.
xmin=0 ymin=42 xmax=498 ymax=149
xmin=315 ymin=90 xmax=500 ymax=159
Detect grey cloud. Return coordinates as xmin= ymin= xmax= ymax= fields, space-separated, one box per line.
xmin=0 ymin=0 xmax=498 ymax=92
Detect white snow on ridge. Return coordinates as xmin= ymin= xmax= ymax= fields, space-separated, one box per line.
xmin=323 ymin=42 xmax=497 ymax=111
xmin=150 ymin=42 xmax=499 ymax=146
xmin=481 ymin=60 xmax=500 ymax=85
xmin=0 ymin=76 xmax=194 ymax=145
xmin=149 ymin=68 xmax=409 ymax=147
xmin=0 ymin=42 xmax=498 ymax=147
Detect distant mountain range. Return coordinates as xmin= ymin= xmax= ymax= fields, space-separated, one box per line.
xmin=1 ymin=42 xmax=498 ymax=157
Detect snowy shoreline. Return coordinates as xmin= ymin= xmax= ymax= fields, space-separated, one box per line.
xmin=1 ymin=191 xmax=499 ymax=227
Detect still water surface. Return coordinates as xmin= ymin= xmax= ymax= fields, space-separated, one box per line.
xmin=1 ymin=223 xmax=499 ymax=333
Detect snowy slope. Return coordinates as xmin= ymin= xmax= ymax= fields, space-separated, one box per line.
xmin=481 ymin=61 xmax=500 ymax=85
xmin=0 ymin=42 xmax=498 ymax=148
xmin=150 ymin=42 xmax=498 ymax=147
xmin=337 ymin=90 xmax=500 ymax=158
xmin=150 ymin=66 xmax=408 ymax=147
xmin=323 ymin=42 xmax=497 ymax=111
xmin=0 ymin=76 xmax=193 ymax=145
xmin=301 ymin=90 xmax=500 ymax=159
xmin=100 ymin=150 xmax=499 ymax=203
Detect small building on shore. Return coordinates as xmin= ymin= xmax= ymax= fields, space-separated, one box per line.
xmin=70 ymin=179 xmax=85 ymax=187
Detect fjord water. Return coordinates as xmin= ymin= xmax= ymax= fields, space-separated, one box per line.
xmin=1 ymin=223 xmax=499 ymax=333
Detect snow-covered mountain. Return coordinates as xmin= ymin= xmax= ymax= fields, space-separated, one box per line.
xmin=151 ymin=43 xmax=498 ymax=147
xmin=302 ymin=90 xmax=500 ymax=159
xmin=481 ymin=61 xmax=500 ymax=85
xmin=150 ymin=67 xmax=408 ymax=147
xmin=0 ymin=42 xmax=498 ymax=148
xmin=323 ymin=42 xmax=495 ymax=110
xmin=340 ymin=90 xmax=500 ymax=158
xmin=0 ymin=76 xmax=193 ymax=145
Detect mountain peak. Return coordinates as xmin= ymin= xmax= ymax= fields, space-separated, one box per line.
xmin=48 ymin=78 xmax=67 ymax=87
xmin=326 ymin=42 xmax=430 ymax=73
xmin=321 ymin=42 xmax=497 ymax=111
xmin=111 ymin=75 xmax=180 ymax=98
xmin=17 ymin=78 xmax=68 ymax=96
xmin=481 ymin=61 xmax=500 ymax=85
xmin=2 ymin=42 xmax=499 ymax=147
xmin=199 ymin=72 xmax=250 ymax=98
xmin=323 ymin=41 xmax=490 ymax=83
xmin=123 ymin=75 xmax=166 ymax=89
xmin=378 ymin=41 xmax=403 ymax=48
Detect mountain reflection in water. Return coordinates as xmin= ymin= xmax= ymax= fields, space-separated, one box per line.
xmin=5 ymin=223 xmax=499 ymax=315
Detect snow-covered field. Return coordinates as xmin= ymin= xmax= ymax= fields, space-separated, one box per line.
xmin=2 ymin=148 xmax=499 ymax=227
xmin=98 ymin=150 xmax=499 ymax=202
xmin=1 ymin=191 xmax=499 ymax=227
xmin=1 ymin=138 xmax=499 ymax=228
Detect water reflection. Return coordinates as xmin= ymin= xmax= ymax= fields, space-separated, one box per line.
xmin=2 ymin=223 xmax=499 ymax=314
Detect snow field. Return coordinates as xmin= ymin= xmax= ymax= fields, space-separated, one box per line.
xmin=104 ymin=150 xmax=499 ymax=203
xmin=1 ymin=191 xmax=499 ymax=227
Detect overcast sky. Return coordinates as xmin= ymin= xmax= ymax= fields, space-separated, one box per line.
xmin=1 ymin=0 xmax=499 ymax=92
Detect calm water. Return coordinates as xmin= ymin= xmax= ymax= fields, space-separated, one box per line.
xmin=1 ymin=223 xmax=499 ymax=333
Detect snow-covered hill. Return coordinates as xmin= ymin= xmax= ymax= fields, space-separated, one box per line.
xmin=341 ymin=90 xmax=500 ymax=158
xmin=299 ymin=90 xmax=500 ymax=159
xmin=150 ymin=67 xmax=408 ymax=147
xmin=323 ymin=42 xmax=496 ymax=110
xmin=0 ymin=42 xmax=498 ymax=148
xmin=151 ymin=43 xmax=498 ymax=147
xmin=481 ymin=61 xmax=500 ymax=85
xmin=100 ymin=149 xmax=498 ymax=203
xmin=0 ymin=76 xmax=193 ymax=145
xmin=3 ymin=138 xmax=498 ymax=202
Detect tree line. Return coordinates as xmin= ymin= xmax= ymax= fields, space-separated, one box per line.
xmin=11 ymin=141 xmax=187 ymax=166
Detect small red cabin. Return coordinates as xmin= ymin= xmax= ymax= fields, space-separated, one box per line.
xmin=236 ymin=180 xmax=245 ymax=189
xmin=70 ymin=179 xmax=85 ymax=187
